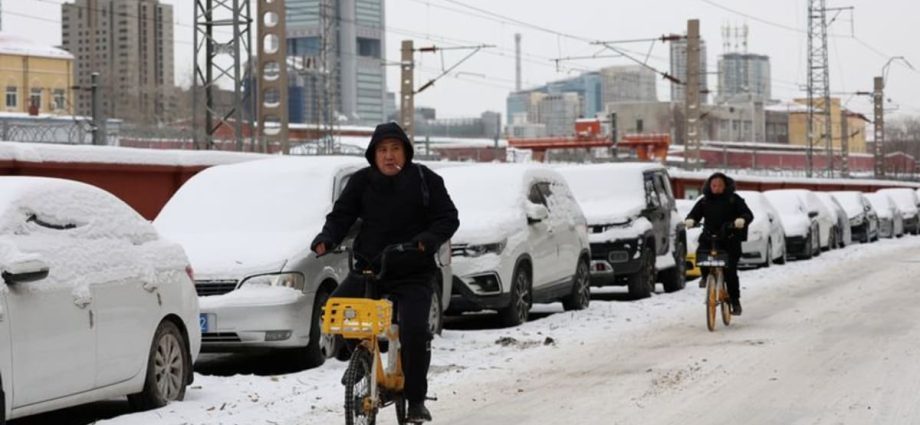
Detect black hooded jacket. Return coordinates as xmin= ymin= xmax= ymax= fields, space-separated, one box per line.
xmin=685 ymin=172 xmax=755 ymax=248
xmin=311 ymin=122 xmax=460 ymax=278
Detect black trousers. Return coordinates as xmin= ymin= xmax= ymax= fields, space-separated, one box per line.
xmin=332 ymin=272 xmax=434 ymax=404
xmin=700 ymin=247 xmax=742 ymax=301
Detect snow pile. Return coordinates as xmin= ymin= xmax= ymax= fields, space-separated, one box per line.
xmin=154 ymin=156 xmax=365 ymax=274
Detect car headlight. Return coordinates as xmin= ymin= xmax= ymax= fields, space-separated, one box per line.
xmin=458 ymin=239 xmax=507 ymax=257
xmin=240 ymin=272 xmax=305 ymax=290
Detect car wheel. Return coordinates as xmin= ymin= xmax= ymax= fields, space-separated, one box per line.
xmin=627 ymin=246 xmax=656 ymax=299
xmin=562 ymin=257 xmax=591 ymax=310
xmin=292 ymin=288 xmax=336 ymax=369
xmin=774 ymin=243 xmax=787 ymax=265
xmin=801 ymin=232 xmax=814 ymax=260
xmin=429 ymin=285 xmax=444 ymax=335
xmin=661 ymin=240 xmax=687 ymax=293
xmin=128 ymin=320 xmax=190 ymax=411
xmin=499 ymin=265 xmax=532 ymax=327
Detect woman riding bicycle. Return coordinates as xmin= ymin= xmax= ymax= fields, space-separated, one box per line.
xmin=311 ymin=122 xmax=459 ymax=422
xmin=683 ymin=172 xmax=754 ymax=315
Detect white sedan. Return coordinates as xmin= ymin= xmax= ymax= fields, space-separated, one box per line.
xmin=0 ymin=177 xmax=200 ymax=422
xmin=737 ymin=191 xmax=787 ymax=267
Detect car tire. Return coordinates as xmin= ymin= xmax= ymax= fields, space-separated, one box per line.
xmin=128 ymin=320 xmax=191 ymax=411
xmin=499 ymin=265 xmax=532 ymax=327
xmin=293 ymin=288 xmax=336 ymax=370
xmin=429 ymin=285 xmax=444 ymax=336
xmin=562 ymin=257 xmax=591 ymax=311
xmin=801 ymin=232 xmax=814 ymax=260
xmin=661 ymin=240 xmax=687 ymax=293
xmin=774 ymin=243 xmax=787 ymax=265
xmin=628 ymin=246 xmax=656 ymax=299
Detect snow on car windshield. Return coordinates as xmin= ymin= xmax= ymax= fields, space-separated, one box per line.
xmin=557 ymin=164 xmax=646 ymax=204
xmin=763 ymin=191 xmax=805 ymax=215
xmin=155 ymin=157 xmax=364 ymax=234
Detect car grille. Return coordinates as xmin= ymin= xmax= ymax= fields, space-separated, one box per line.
xmin=194 ymin=279 xmax=239 ymax=297
xmin=202 ymin=332 xmax=241 ymax=343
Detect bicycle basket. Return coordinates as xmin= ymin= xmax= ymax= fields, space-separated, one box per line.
xmin=322 ymin=297 xmax=393 ymax=338
xmin=696 ymin=250 xmax=729 ymax=267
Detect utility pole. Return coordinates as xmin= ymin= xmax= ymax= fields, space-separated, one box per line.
xmin=400 ymin=40 xmax=415 ymax=144
xmin=873 ymin=76 xmax=884 ymax=178
xmin=685 ymin=19 xmax=701 ymax=170
xmin=91 ymin=72 xmax=104 ymax=145
xmin=257 ymin=0 xmax=288 ymax=153
xmin=840 ymin=107 xmax=849 ymax=177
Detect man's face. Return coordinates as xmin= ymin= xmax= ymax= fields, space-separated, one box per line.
xmin=375 ymin=139 xmax=406 ymax=176
xmin=710 ymin=177 xmax=726 ymax=195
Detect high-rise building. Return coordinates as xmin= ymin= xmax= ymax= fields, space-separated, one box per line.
xmin=539 ymin=92 xmax=582 ymax=137
xmin=600 ymin=65 xmax=657 ymax=105
xmin=286 ymin=0 xmax=386 ymax=125
xmin=545 ymin=71 xmax=603 ymax=119
xmin=670 ymin=38 xmax=709 ymax=104
xmin=717 ymin=53 xmax=771 ymax=102
xmin=61 ymin=0 xmax=176 ymax=125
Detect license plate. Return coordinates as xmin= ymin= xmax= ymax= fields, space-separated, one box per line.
xmin=199 ymin=314 xmax=210 ymax=333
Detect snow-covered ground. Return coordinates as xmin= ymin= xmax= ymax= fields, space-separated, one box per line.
xmin=21 ymin=236 xmax=920 ymax=425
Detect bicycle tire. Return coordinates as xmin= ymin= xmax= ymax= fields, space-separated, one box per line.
xmin=719 ymin=270 xmax=731 ymax=326
xmin=705 ymin=273 xmax=717 ymax=332
xmin=345 ymin=347 xmax=376 ymax=425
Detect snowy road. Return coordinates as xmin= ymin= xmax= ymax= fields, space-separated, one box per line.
xmin=15 ymin=236 xmax=920 ymax=425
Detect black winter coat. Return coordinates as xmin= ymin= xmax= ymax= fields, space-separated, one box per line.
xmin=685 ymin=172 xmax=755 ymax=251
xmin=311 ymin=123 xmax=460 ymax=279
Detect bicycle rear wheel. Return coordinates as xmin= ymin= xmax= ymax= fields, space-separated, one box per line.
xmin=705 ymin=274 xmax=717 ymax=332
xmin=719 ymin=272 xmax=731 ymax=326
xmin=345 ymin=347 xmax=376 ymax=425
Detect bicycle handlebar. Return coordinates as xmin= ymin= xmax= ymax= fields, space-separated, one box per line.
xmin=347 ymin=242 xmax=422 ymax=281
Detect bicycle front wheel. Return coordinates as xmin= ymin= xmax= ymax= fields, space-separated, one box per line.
xmin=345 ymin=347 xmax=376 ymax=425
xmin=705 ymin=274 xmax=717 ymax=332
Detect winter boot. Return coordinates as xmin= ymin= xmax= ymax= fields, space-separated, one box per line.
xmin=407 ymin=401 xmax=432 ymax=422
xmin=731 ymin=298 xmax=742 ymax=316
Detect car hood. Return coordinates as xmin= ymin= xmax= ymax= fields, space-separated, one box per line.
xmin=161 ymin=230 xmax=314 ymax=278
xmin=778 ymin=214 xmax=810 ymax=237
xmin=578 ymin=199 xmax=645 ymax=225
xmin=453 ymin=210 xmax=523 ymax=246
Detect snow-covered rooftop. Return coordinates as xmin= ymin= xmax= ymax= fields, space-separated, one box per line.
xmin=0 ymin=33 xmax=73 ymax=60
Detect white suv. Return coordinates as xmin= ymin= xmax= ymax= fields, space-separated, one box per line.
xmin=440 ymin=164 xmax=591 ymax=327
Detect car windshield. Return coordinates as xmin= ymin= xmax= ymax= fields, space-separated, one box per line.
xmin=440 ymin=165 xmax=524 ymax=213
xmin=557 ymin=166 xmax=646 ymax=204
xmin=763 ymin=191 xmax=804 ymax=215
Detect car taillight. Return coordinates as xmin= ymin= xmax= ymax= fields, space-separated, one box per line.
xmin=185 ymin=265 xmax=195 ymax=281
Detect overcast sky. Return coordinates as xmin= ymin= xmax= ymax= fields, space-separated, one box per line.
xmin=6 ymin=0 xmax=920 ymax=120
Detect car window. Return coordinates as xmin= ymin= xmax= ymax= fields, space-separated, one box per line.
xmin=653 ymin=173 xmax=672 ymax=210
xmin=528 ymin=183 xmax=547 ymax=207
xmin=644 ymin=175 xmax=661 ymax=208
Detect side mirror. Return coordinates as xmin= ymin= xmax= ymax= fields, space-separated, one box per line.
xmin=526 ymin=202 xmax=549 ymax=224
xmin=2 ymin=258 xmax=50 ymax=285
xmin=808 ymin=211 xmax=819 ymax=219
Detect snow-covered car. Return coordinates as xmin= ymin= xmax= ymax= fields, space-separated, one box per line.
xmin=558 ymin=163 xmax=687 ymax=299
xmin=763 ymin=190 xmax=821 ymax=259
xmin=876 ymin=188 xmax=920 ymax=235
xmin=769 ymin=189 xmax=837 ymax=250
xmin=675 ymin=199 xmax=702 ymax=279
xmin=0 ymin=177 xmax=200 ymax=422
xmin=831 ymin=191 xmax=879 ymax=243
xmin=814 ymin=192 xmax=852 ymax=248
xmin=865 ymin=192 xmax=904 ymax=239
xmin=441 ymin=164 xmax=591 ymax=326
xmin=154 ymin=157 xmax=454 ymax=368
xmin=736 ymin=191 xmax=787 ymax=267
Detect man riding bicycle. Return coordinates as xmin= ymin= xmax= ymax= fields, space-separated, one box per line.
xmin=683 ymin=172 xmax=754 ymax=315
xmin=311 ymin=122 xmax=459 ymax=422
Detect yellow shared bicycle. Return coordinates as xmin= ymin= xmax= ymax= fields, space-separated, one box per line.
xmin=322 ymin=243 xmax=427 ymax=425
